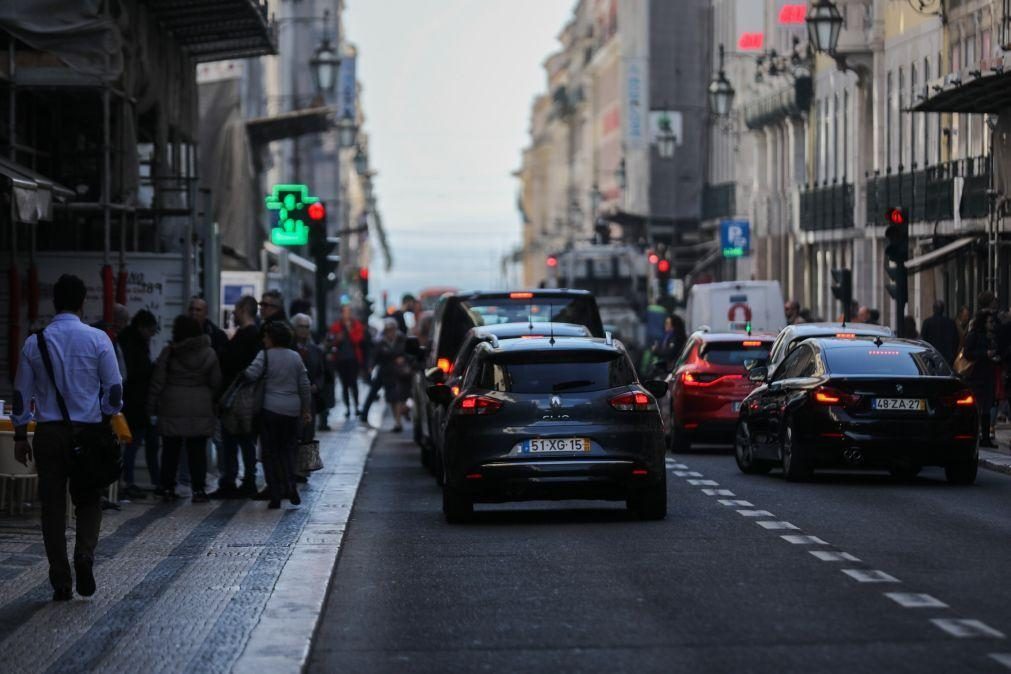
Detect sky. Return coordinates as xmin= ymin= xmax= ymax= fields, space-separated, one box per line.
xmin=343 ymin=0 xmax=575 ymax=309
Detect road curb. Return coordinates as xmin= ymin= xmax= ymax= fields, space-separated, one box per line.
xmin=979 ymin=456 xmax=1011 ymax=477
xmin=231 ymin=404 xmax=384 ymax=674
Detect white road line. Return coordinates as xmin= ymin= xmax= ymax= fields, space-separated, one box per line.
xmin=781 ymin=535 xmax=829 ymax=545
xmin=884 ymin=593 xmax=948 ymax=608
xmin=667 ymin=463 xmax=689 ymax=470
xmin=989 ymin=654 xmax=1011 ymax=668
xmin=688 ymin=479 xmax=719 ymax=486
xmin=718 ymin=499 xmax=753 ymax=507
xmin=674 ymin=471 xmax=703 ymax=477
xmin=701 ymin=489 xmax=735 ymax=496
xmin=756 ymin=521 xmax=799 ymax=530
xmin=809 ymin=551 xmax=860 ymax=562
xmin=931 ymin=619 xmax=1005 ymax=639
xmin=841 ymin=569 xmax=900 ymax=583
xmin=736 ymin=509 xmax=775 ymax=518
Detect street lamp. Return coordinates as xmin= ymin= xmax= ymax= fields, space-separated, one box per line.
xmin=656 ymin=112 xmax=676 ymax=159
xmin=309 ymin=9 xmax=339 ymax=94
xmin=337 ymin=114 xmax=357 ymax=148
xmin=806 ymin=0 xmax=844 ymax=54
xmin=354 ymin=145 xmax=368 ymax=174
xmin=708 ymin=44 xmax=735 ymax=117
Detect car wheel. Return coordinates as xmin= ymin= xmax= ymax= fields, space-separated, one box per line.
xmin=889 ymin=464 xmax=921 ymax=481
xmin=420 ymin=443 xmax=432 ymax=469
xmin=780 ymin=420 xmax=812 ymax=482
xmin=628 ymin=472 xmax=667 ymax=521
xmin=672 ymin=425 xmax=692 ymax=454
xmin=443 ymin=486 xmax=473 ymax=523
xmin=413 ymin=414 xmax=424 ymax=446
xmin=433 ymin=447 xmax=445 ymax=486
xmin=735 ymin=422 xmax=772 ymax=475
xmin=945 ymin=449 xmax=978 ymax=485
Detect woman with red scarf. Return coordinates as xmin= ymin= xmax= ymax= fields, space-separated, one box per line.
xmin=328 ymin=305 xmax=366 ymax=418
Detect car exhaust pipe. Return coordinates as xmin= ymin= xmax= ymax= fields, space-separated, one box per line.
xmin=843 ymin=448 xmax=864 ymax=465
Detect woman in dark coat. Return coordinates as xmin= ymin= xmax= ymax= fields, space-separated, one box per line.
xmin=119 ymin=310 xmax=160 ymax=498
xmin=963 ymin=310 xmax=998 ymax=447
xmin=147 ymin=315 xmax=222 ymax=502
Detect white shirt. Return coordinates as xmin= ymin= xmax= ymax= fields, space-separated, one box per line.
xmin=13 ymin=313 xmax=123 ymax=425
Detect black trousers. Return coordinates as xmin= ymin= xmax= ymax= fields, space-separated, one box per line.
xmin=336 ymin=359 xmax=360 ymax=411
xmin=260 ymin=410 xmax=299 ymax=501
xmin=161 ymin=436 xmax=208 ymax=493
xmin=34 ymin=422 xmax=103 ymax=591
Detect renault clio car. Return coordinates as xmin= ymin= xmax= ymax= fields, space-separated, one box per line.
xmin=429 ymin=336 xmax=668 ymax=522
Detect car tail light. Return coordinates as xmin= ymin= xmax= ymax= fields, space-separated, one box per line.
xmin=942 ymin=391 xmax=976 ymax=407
xmin=682 ymin=372 xmax=744 ymax=386
xmin=742 ymin=340 xmax=763 ymax=347
xmin=436 ymin=357 xmax=453 ymax=373
xmin=451 ymin=386 xmax=460 ymax=396
xmin=610 ymin=391 xmax=651 ymax=411
xmin=510 ymin=292 xmax=534 ymax=299
xmin=456 ymin=394 xmax=502 ymax=415
xmin=835 ymin=333 xmax=856 ymax=339
xmin=811 ymin=386 xmax=859 ymax=406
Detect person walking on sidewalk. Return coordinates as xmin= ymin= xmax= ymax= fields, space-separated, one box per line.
xmin=118 ymin=309 xmax=160 ymax=499
xmin=148 ymin=315 xmax=222 ymax=503
xmin=360 ymin=318 xmax=409 ymax=431
xmin=188 ymin=296 xmax=229 ymax=356
xmin=12 ymin=274 xmax=123 ymax=601
xmin=328 ymin=305 xmax=366 ymax=419
xmin=963 ymin=310 xmax=1000 ymax=448
xmin=211 ymin=295 xmax=262 ymax=499
xmin=921 ymin=300 xmax=960 ymax=366
xmin=244 ymin=321 xmax=312 ymax=509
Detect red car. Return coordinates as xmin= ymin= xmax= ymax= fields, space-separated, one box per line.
xmin=665 ymin=332 xmax=774 ymax=451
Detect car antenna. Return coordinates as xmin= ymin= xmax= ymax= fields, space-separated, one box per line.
xmin=874 ymin=335 xmax=883 ymax=347
xmin=528 ymin=302 xmax=534 ymax=331
xmin=548 ymin=302 xmax=555 ymax=345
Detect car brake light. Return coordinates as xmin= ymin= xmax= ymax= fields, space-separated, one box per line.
xmin=510 ymin=292 xmax=534 ymax=299
xmin=835 ymin=333 xmax=856 ymax=339
xmin=683 ymin=372 xmax=744 ymax=386
xmin=867 ymin=350 xmax=901 ymax=356
xmin=610 ymin=391 xmax=651 ymax=411
xmin=956 ymin=393 xmax=975 ymax=406
xmin=520 ymin=335 xmax=544 ymax=339
xmin=742 ymin=340 xmax=763 ymax=347
xmin=456 ymin=394 xmax=502 ymax=415
xmin=632 ymin=469 xmax=648 ymax=476
xmin=451 ymin=386 xmax=460 ymax=396
xmin=812 ymin=386 xmax=859 ymax=406
xmin=437 ymin=357 xmax=453 ymax=373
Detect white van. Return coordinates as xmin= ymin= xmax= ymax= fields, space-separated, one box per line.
xmin=686 ymin=281 xmax=786 ymax=333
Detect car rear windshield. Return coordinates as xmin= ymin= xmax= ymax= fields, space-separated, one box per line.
xmin=459 ymin=296 xmax=604 ymax=337
xmin=700 ymin=341 xmax=771 ymax=366
xmin=823 ymin=346 xmax=952 ymax=376
xmin=477 ymin=351 xmax=636 ymax=393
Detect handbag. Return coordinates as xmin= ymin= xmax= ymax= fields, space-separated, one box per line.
xmin=220 ymin=350 xmax=269 ymax=435
xmin=37 ymin=329 xmax=122 ymax=489
xmin=296 ymin=439 xmax=324 ymax=473
xmin=953 ymin=349 xmax=974 ymax=378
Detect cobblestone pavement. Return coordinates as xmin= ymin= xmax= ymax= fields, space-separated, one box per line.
xmin=0 ymin=409 xmax=380 ymax=674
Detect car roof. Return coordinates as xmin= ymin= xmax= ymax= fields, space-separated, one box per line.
xmin=783 ymin=322 xmax=893 ymax=337
xmin=450 ymin=288 xmax=593 ymax=300
xmin=469 ymin=322 xmax=591 ymax=339
xmin=691 ymin=331 xmax=776 ymax=343
xmin=805 ymin=337 xmax=930 ymax=352
xmin=478 ymin=335 xmax=623 ymax=355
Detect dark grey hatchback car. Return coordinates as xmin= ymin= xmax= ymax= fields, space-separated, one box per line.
xmin=429 ymin=336 xmax=668 ymax=523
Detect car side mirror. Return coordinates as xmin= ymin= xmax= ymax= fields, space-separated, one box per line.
xmin=643 ymin=380 xmax=668 ymax=398
xmin=425 ymin=367 xmax=446 ymax=384
xmin=743 ymin=359 xmax=757 ymax=371
xmin=748 ymin=366 xmax=768 ymax=383
xmin=405 ymin=336 xmax=422 ymax=358
xmin=427 ymin=384 xmax=454 ymax=406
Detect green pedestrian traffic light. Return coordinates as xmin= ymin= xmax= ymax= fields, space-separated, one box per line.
xmin=266 ymin=183 xmax=322 ymax=247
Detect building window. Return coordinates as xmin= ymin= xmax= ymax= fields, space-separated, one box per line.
xmin=832 ymin=94 xmax=839 ymax=181
xmin=911 ymin=63 xmax=918 ymax=168
xmin=815 ymin=99 xmax=822 ymax=183
xmin=898 ymin=67 xmax=905 ymax=170
xmin=843 ymin=90 xmax=849 ymax=179
xmin=924 ymin=57 xmax=932 ymax=165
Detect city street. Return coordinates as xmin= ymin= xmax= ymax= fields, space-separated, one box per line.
xmin=309 ymin=429 xmax=1011 ymax=673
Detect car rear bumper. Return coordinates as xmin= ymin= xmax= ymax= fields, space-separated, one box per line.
xmin=453 ymin=458 xmax=661 ymax=502
xmin=800 ymin=430 xmax=978 ymax=468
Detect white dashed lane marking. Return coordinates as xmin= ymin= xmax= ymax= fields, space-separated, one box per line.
xmin=718 ymin=499 xmax=753 ymax=507
xmin=884 ymin=593 xmax=948 ymax=609
xmin=673 ymin=471 xmax=703 ymax=477
xmin=809 ymin=551 xmax=860 ymax=562
xmin=781 ymin=535 xmax=830 ymax=545
xmin=841 ymin=569 xmax=900 ymax=583
xmin=701 ymin=489 xmax=735 ymax=496
xmin=930 ymin=619 xmax=1005 ymax=639
xmin=756 ymin=521 xmax=799 ymax=530
xmin=989 ymin=653 xmax=1011 ymax=668
xmin=736 ymin=510 xmax=775 ymax=518
xmin=687 ymin=479 xmax=719 ymax=486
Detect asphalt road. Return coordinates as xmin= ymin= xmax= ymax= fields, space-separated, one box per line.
xmin=308 ymin=432 xmax=1011 ymax=673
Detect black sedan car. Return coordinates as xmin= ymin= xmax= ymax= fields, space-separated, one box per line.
xmin=735 ymin=337 xmax=978 ymax=484
xmin=429 ymin=336 xmax=668 ymax=522
xmin=765 ymin=322 xmax=894 ymax=378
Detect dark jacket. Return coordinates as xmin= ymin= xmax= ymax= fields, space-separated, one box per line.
xmin=147 ymin=335 xmax=222 ymax=437
xmin=220 ymin=324 xmax=261 ymax=387
xmin=203 ymin=319 xmax=229 ymax=356
xmin=375 ymin=333 xmax=408 ymax=385
xmin=962 ymin=328 xmax=995 ymax=394
xmin=118 ymin=324 xmax=153 ymax=432
xmin=296 ymin=339 xmax=326 ymax=399
xmin=921 ymin=313 xmax=960 ymax=365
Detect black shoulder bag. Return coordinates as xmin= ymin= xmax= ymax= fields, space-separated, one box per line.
xmin=37 ymin=330 xmax=123 ymax=489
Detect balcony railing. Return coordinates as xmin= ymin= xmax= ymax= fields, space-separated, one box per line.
xmin=701 ymin=182 xmax=735 ymax=221
xmin=799 ymin=182 xmax=855 ymax=231
xmin=865 ymin=156 xmax=992 ymax=225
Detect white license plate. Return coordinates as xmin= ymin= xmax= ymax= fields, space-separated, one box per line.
xmin=872 ymin=398 xmax=926 ymax=411
xmin=521 ymin=437 xmax=591 ymax=453
xmin=732 ymin=402 xmax=742 ymax=412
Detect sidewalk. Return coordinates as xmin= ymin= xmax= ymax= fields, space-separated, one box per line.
xmin=0 ymin=404 xmax=382 ymax=674
xmin=982 ymin=422 xmax=1011 ymax=476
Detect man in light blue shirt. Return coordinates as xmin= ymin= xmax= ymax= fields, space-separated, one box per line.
xmin=12 ymin=274 xmax=122 ymax=601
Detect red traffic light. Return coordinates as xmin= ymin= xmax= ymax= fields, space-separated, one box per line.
xmin=648 ymin=252 xmax=659 ymax=265
xmin=657 ymin=259 xmax=671 ymax=273
xmin=359 ymin=267 xmax=369 ymax=280
xmin=308 ymin=202 xmax=326 ymax=221
xmin=886 ymin=207 xmax=906 ymax=225
xmin=546 ymin=256 xmax=558 ymax=268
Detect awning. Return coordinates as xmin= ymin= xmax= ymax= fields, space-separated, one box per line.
xmin=246 ymin=107 xmax=334 ymax=146
xmin=0 ymin=156 xmax=74 ymax=223
xmin=912 ymin=60 xmax=1011 ymax=113
xmin=744 ymin=76 xmax=813 ymax=130
xmin=145 ymin=0 xmax=277 ymax=62
xmin=905 ymin=236 xmax=978 ymax=273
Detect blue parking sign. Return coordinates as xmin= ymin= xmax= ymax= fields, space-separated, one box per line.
xmin=720 ymin=219 xmax=750 ymax=258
